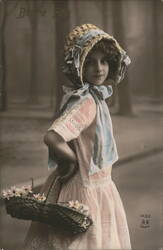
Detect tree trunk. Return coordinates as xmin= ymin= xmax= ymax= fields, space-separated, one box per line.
xmin=0 ymin=0 xmax=7 ymax=111
xmin=26 ymin=0 xmax=39 ymax=104
xmin=102 ymin=0 xmax=108 ymax=31
xmin=112 ymin=0 xmax=133 ymax=116
xmin=102 ymin=0 xmax=116 ymax=108
xmin=53 ymin=0 xmax=70 ymax=112
xmin=152 ymin=0 xmax=161 ymax=101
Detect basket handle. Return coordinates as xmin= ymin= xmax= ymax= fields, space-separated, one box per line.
xmin=36 ymin=169 xmax=62 ymax=204
xmin=30 ymin=177 xmax=34 ymax=190
xmin=45 ymin=175 xmax=62 ymax=204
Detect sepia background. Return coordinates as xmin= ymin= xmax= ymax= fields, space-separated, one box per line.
xmin=0 ymin=0 xmax=163 ymax=249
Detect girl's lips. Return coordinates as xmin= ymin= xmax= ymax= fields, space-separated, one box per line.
xmin=94 ymin=75 xmax=104 ymax=78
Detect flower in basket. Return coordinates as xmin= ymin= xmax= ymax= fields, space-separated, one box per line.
xmin=66 ymin=200 xmax=89 ymax=216
xmin=2 ymin=187 xmax=92 ymax=234
xmin=2 ymin=185 xmax=33 ymax=200
xmin=1 ymin=185 xmax=46 ymax=202
xmin=81 ymin=218 xmax=91 ymax=229
xmin=33 ymin=193 xmax=46 ymax=202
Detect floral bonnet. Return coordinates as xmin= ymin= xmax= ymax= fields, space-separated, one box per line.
xmin=63 ymin=24 xmax=131 ymax=87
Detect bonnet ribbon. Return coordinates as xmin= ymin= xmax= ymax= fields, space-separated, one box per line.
xmin=60 ymin=83 xmax=113 ymax=110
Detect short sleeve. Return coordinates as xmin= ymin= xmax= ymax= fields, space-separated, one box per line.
xmin=48 ymin=94 xmax=96 ymax=142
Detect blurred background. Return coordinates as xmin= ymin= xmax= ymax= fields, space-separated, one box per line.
xmin=0 ymin=0 xmax=163 ymax=249
xmin=0 ymin=0 xmax=163 ymax=113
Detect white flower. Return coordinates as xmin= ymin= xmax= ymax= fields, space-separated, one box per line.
xmin=81 ymin=218 xmax=90 ymax=229
xmin=1 ymin=185 xmax=33 ymax=200
xmin=74 ymin=200 xmax=80 ymax=209
xmin=2 ymin=189 xmax=14 ymax=199
xmin=66 ymin=200 xmax=89 ymax=215
xmin=2 ymin=184 xmax=46 ymax=204
xmin=68 ymin=200 xmax=75 ymax=208
xmin=10 ymin=186 xmax=17 ymax=192
xmin=23 ymin=185 xmax=32 ymax=192
xmin=2 ymin=190 xmax=8 ymax=198
xmin=33 ymin=193 xmax=46 ymax=202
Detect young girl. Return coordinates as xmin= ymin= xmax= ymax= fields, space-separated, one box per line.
xmin=24 ymin=23 xmax=131 ymax=250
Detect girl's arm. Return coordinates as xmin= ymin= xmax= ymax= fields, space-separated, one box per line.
xmin=44 ymin=130 xmax=77 ymax=182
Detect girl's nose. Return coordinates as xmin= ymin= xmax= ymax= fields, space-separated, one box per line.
xmin=96 ymin=61 xmax=102 ymax=72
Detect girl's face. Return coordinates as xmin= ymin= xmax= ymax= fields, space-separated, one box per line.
xmin=83 ymin=49 xmax=109 ymax=85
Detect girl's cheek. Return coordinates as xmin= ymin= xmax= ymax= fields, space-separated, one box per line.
xmin=87 ymin=65 xmax=94 ymax=72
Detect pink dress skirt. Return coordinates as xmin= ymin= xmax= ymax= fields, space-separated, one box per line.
xmin=24 ymin=167 xmax=131 ymax=250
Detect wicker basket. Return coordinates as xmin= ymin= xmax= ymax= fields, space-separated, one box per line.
xmin=4 ymin=197 xmax=92 ymax=234
xmin=2 ymin=170 xmax=92 ymax=234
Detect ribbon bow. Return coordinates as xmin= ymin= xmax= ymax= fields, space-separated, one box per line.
xmin=61 ymin=83 xmax=113 ymax=110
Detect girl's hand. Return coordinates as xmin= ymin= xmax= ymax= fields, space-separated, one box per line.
xmin=58 ymin=162 xmax=78 ymax=183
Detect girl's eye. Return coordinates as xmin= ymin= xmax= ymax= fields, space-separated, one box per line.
xmin=85 ymin=59 xmax=94 ymax=65
xmin=101 ymin=58 xmax=108 ymax=64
